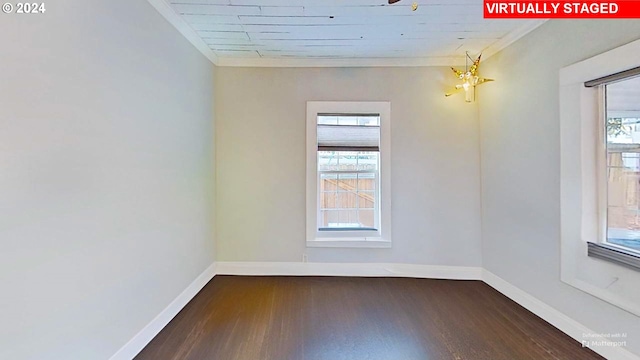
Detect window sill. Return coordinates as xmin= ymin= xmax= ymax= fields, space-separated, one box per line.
xmin=587 ymin=242 xmax=640 ymax=271
xmin=306 ymin=239 xmax=392 ymax=248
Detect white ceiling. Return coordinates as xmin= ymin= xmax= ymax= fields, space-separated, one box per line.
xmin=156 ymin=0 xmax=545 ymax=66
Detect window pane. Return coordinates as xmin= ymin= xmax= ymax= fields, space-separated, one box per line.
xmin=317 ymin=116 xmax=338 ymax=125
xmin=358 ymin=173 xmax=376 ymax=190
xmin=320 ymin=192 xmax=336 ymax=209
xmin=337 ymin=116 xmax=358 ymax=125
xmin=358 ymin=209 xmax=375 ymax=228
xmin=336 ymin=191 xmax=357 ymax=208
xmin=318 ymin=151 xmax=379 ymax=171
xmin=605 ymin=77 xmax=640 ymax=252
xmin=358 ymin=191 xmax=376 ymax=209
xmin=358 ymin=116 xmax=380 ymax=126
xmin=319 ymin=171 xmax=377 ymax=230
xmin=318 ymin=114 xmax=379 ymax=126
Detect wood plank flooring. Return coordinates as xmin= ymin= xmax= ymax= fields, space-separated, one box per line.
xmin=135 ymin=276 xmax=603 ymax=360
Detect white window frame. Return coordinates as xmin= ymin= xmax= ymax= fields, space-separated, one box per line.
xmin=560 ymin=39 xmax=640 ymax=316
xmin=306 ymin=101 xmax=391 ymax=248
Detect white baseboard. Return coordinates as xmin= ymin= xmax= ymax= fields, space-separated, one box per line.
xmin=482 ymin=270 xmax=639 ymax=360
xmin=215 ymin=261 xmax=483 ymax=280
xmin=109 ymin=263 xmax=216 ymax=360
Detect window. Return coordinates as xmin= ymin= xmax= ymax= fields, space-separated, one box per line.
xmin=601 ymin=76 xmax=640 ymax=254
xmin=306 ymin=102 xmax=391 ymax=248
xmin=560 ymin=39 xmax=640 ymax=317
xmin=586 ymin=69 xmax=640 ymax=270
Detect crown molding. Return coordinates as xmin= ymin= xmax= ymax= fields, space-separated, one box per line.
xmin=216 ymin=56 xmax=468 ymax=68
xmin=482 ymin=19 xmax=548 ymax=61
xmin=146 ymin=0 xmax=219 ymax=64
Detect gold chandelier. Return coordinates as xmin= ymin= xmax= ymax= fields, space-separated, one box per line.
xmin=446 ymin=52 xmax=494 ymax=103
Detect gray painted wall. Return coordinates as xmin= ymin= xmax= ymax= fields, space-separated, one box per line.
xmin=215 ymin=67 xmax=482 ymax=266
xmin=0 ymin=1 xmax=215 ymax=358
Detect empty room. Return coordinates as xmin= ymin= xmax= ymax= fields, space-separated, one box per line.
xmin=2 ymin=0 xmax=640 ymax=359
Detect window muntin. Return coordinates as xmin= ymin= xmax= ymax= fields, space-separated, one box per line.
xmin=604 ymin=76 xmax=640 ymax=253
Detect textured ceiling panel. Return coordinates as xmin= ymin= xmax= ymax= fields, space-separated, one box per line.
xmin=166 ymin=0 xmax=544 ymax=66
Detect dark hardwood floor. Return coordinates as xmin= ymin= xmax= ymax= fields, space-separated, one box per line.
xmin=135 ymin=276 xmax=603 ymax=360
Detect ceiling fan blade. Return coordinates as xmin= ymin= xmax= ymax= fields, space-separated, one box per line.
xmin=388 ymin=0 xmax=402 ymax=4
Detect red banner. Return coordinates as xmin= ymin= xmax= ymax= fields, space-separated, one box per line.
xmin=484 ymin=1 xmax=640 ymax=18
